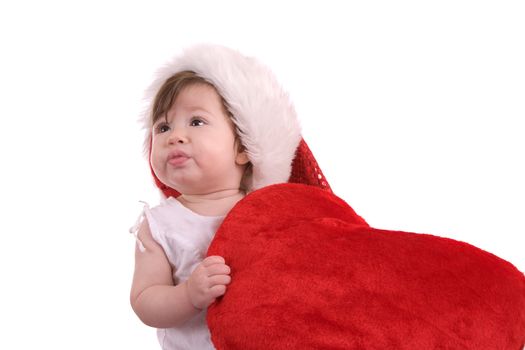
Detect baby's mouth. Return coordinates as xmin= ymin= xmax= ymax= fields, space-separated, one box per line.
xmin=167 ymin=151 xmax=190 ymax=166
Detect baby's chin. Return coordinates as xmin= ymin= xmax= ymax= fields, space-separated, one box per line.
xmin=179 ymin=188 xmax=245 ymax=199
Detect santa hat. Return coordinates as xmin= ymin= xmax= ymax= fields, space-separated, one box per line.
xmin=141 ymin=44 xmax=331 ymax=196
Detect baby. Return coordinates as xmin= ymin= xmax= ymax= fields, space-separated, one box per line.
xmin=130 ymin=45 xmax=301 ymax=349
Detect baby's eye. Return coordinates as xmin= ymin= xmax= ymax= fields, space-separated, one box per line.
xmin=155 ymin=122 xmax=170 ymax=133
xmin=190 ymin=118 xmax=205 ymax=127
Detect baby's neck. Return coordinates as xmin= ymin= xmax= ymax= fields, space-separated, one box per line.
xmin=177 ymin=189 xmax=245 ymax=216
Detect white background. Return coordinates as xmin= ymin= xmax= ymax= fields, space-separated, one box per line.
xmin=0 ymin=1 xmax=523 ymax=348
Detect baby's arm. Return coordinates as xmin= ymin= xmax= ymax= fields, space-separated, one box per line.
xmin=130 ymin=219 xmax=231 ymax=328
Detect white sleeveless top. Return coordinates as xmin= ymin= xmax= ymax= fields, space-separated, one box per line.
xmin=137 ymin=197 xmax=225 ymax=350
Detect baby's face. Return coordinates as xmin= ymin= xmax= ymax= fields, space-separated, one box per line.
xmin=150 ymin=83 xmax=248 ymax=195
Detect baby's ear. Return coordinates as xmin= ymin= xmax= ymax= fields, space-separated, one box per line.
xmin=236 ymin=150 xmax=250 ymax=165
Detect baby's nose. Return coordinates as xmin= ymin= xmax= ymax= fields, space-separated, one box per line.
xmin=168 ymin=128 xmax=188 ymax=144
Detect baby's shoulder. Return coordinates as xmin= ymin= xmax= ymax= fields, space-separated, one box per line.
xmin=145 ymin=197 xmax=188 ymax=229
xmin=147 ymin=197 xmax=179 ymax=213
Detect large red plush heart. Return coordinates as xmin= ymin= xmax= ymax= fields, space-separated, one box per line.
xmin=207 ymin=183 xmax=525 ymax=349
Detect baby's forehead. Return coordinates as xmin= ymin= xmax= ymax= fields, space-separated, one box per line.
xmin=179 ymin=81 xmax=221 ymax=96
xmin=171 ymin=83 xmax=224 ymax=108
xmin=151 ymin=73 xmax=232 ymax=126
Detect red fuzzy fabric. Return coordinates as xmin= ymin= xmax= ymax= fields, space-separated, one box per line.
xmin=207 ymin=184 xmax=525 ymax=349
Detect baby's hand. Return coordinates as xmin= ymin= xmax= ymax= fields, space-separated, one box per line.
xmin=186 ymin=256 xmax=231 ymax=310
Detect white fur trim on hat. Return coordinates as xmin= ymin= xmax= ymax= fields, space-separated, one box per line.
xmin=141 ymin=44 xmax=302 ymax=192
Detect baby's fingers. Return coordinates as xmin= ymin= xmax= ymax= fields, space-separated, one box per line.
xmin=206 ymin=263 xmax=231 ymax=277
xmin=209 ymin=274 xmax=231 ymax=287
xmin=202 ymin=255 xmax=226 ymax=267
xmin=209 ymin=284 xmax=227 ymax=299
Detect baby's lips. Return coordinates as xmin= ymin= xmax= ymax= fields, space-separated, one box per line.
xmin=167 ymin=150 xmax=190 ymax=166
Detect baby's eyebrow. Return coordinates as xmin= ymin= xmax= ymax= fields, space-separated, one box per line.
xmin=157 ymin=107 xmax=214 ymax=124
xmin=186 ymin=106 xmax=212 ymax=115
